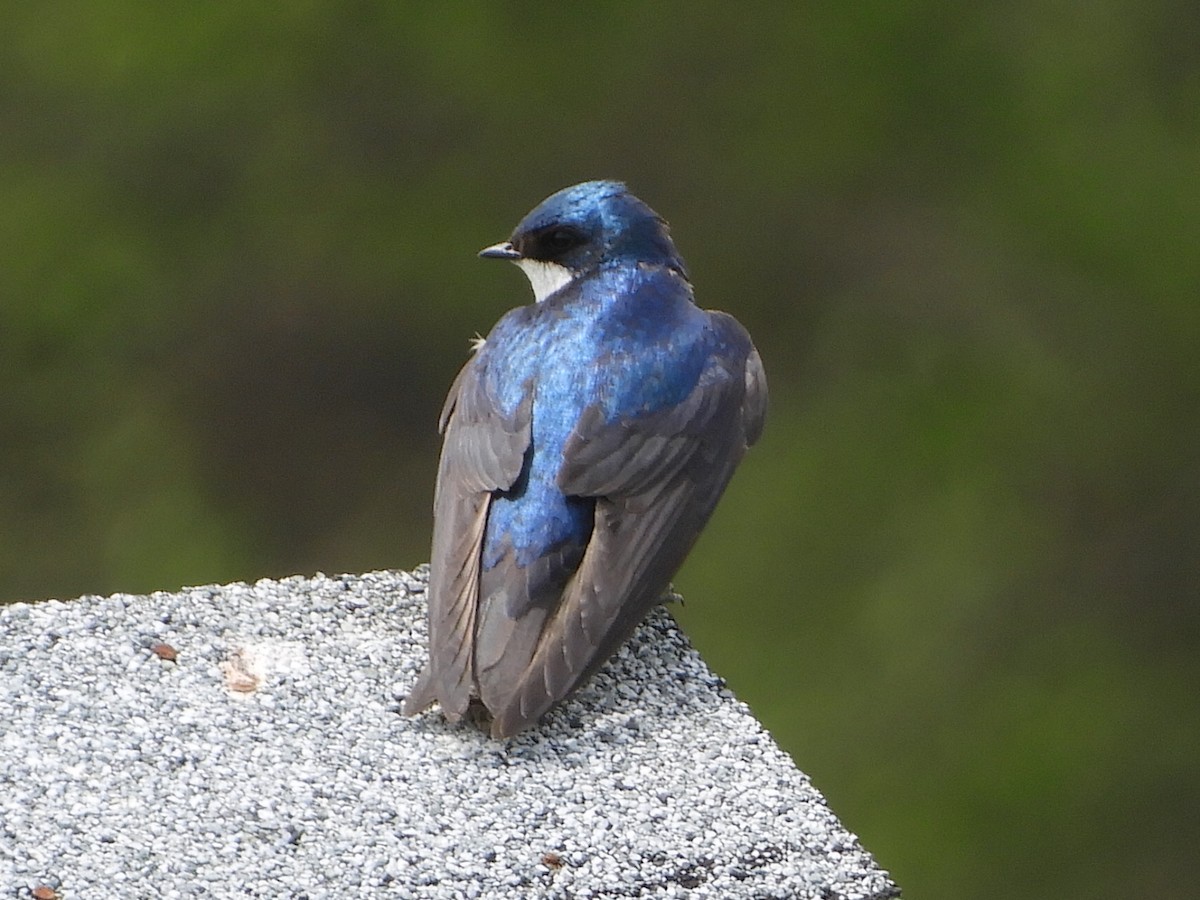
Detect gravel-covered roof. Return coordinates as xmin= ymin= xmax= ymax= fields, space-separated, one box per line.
xmin=0 ymin=568 xmax=899 ymax=899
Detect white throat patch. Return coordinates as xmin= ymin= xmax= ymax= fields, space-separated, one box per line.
xmin=515 ymin=259 xmax=573 ymax=303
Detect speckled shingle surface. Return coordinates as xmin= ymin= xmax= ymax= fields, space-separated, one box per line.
xmin=0 ymin=568 xmax=899 ymax=899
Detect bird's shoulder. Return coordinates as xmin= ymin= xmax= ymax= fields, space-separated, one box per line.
xmin=701 ymin=309 xmax=767 ymax=446
xmin=599 ymin=259 xmax=695 ymax=313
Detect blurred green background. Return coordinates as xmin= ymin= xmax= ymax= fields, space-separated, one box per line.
xmin=2 ymin=3 xmax=1197 ymax=897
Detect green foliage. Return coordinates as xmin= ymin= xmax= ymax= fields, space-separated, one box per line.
xmin=2 ymin=4 xmax=1197 ymax=897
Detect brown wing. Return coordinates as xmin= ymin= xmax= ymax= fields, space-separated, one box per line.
xmin=485 ymin=329 xmax=767 ymax=737
xmin=402 ymin=356 xmax=532 ymax=721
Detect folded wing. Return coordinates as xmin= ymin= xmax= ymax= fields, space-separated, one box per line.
xmin=485 ymin=325 xmax=767 ymax=736
xmin=402 ymin=357 xmax=532 ymax=721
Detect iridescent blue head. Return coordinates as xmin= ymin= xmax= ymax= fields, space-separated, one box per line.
xmin=479 ymin=180 xmax=689 ymax=302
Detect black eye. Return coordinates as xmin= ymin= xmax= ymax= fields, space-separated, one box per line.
xmin=539 ymin=227 xmax=583 ymax=257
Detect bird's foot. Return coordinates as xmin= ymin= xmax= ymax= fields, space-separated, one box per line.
xmin=658 ymin=583 xmax=684 ymax=606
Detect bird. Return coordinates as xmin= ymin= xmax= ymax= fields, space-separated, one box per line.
xmin=403 ymin=180 xmax=767 ymax=738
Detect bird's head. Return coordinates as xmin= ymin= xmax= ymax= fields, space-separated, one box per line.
xmin=479 ymin=180 xmax=688 ymax=302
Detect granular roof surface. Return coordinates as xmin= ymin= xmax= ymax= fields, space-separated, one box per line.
xmin=0 ymin=568 xmax=899 ymax=899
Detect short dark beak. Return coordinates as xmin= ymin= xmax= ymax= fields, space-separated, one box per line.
xmin=478 ymin=241 xmax=521 ymax=260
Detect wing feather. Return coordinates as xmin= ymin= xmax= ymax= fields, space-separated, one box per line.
xmin=408 ymin=307 xmax=767 ymax=738
xmin=402 ymin=354 xmax=532 ymax=720
xmin=486 ymin=338 xmax=765 ymax=737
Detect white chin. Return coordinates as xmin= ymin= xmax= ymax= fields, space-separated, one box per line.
xmin=515 ymin=259 xmax=573 ymax=303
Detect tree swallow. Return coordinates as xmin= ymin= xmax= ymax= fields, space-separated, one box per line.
xmin=403 ymin=181 xmax=767 ymax=738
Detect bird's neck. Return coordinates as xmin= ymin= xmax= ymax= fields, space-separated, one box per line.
xmin=515 ymin=259 xmax=574 ymax=303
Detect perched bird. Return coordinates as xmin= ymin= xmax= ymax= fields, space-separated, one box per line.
xmin=403 ymin=181 xmax=767 ymax=737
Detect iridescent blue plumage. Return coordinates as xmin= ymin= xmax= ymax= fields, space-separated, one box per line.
xmin=404 ymin=181 xmax=767 ymax=737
